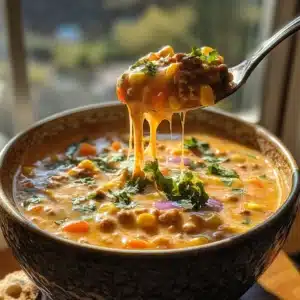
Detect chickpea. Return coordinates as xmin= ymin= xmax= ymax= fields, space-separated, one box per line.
xmin=117 ymin=210 xmax=136 ymax=226
xmin=137 ymin=213 xmax=157 ymax=230
xmin=152 ymin=236 xmax=171 ymax=248
xmin=97 ymin=217 xmax=117 ymax=233
xmin=134 ymin=208 xmax=149 ymax=215
xmin=167 ymin=225 xmax=178 ymax=233
xmin=149 ymin=208 xmax=160 ymax=217
xmin=159 ymin=209 xmax=182 ymax=225
xmin=202 ymin=213 xmax=223 ymax=229
xmin=182 ymin=222 xmax=198 ymax=234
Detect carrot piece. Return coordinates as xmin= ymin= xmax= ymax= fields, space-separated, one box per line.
xmin=117 ymin=87 xmax=126 ymax=103
xmin=124 ymin=238 xmax=152 ymax=249
xmin=78 ymin=143 xmax=97 ymax=157
xmin=111 ymin=141 xmax=121 ymax=151
xmin=249 ymin=178 xmax=264 ymax=188
xmin=28 ymin=205 xmax=44 ymax=213
xmin=62 ymin=220 xmax=89 ymax=233
xmin=161 ymin=168 xmax=170 ymax=176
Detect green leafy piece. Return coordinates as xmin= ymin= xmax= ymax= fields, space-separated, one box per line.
xmin=72 ymin=196 xmax=87 ymax=205
xmin=232 ymin=188 xmax=245 ymax=195
xmin=189 ymin=47 xmax=220 ymax=64
xmin=92 ymin=157 xmax=116 ymax=173
xmin=109 ymin=153 xmax=126 ymax=162
xmin=259 ymin=174 xmax=268 ymax=180
xmin=65 ymin=143 xmax=79 ymax=160
xmin=203 ymin=156 xmax=228 ymax=164
xmin=130 ymin=58 xmax=148 ymax=70
xmin=208 ymin=163 xmax=239 ymax=178
xmin=120 ymin=155 xmax=135 ymax=172
xmin=73 ymin=203 xmax=97 ymax=214
xmin=184 ymin=137 xmax=213 ymax=156
xmin=142 ymin=61 xmax=157 ymax=76
xmin=144 ymin=161 xmax=209 ymax=210
xmin=245 ymin=153 xmax=257 ymax=159
xmin=222 ymin=178 xmax=233 ymax=187
xmin=23 ymin=195 xmax=43 ymax=208
xmin=74 ymin=177 xmax=96 ymax=185
xmin=144 ymin=160 xmax=174 ymax=196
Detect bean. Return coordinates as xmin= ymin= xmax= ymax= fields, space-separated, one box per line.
xmin=159 ymin=209 xmax=182 ymax=225
xmin=152 ymin=236 xmax=171 ymax=248
xmin=117 ymin=210 xmax=136 ymax=226
xmin=182 ymin=222 xmax=198 ymax=234
xmin=137 ymin=213 xmax=157 ymax=230
xmin=97 ymin=217 xmax=117 ymax=233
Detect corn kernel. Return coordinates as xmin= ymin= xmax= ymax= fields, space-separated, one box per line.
xmin=244 ymin=202 xmax=265 ymax=211
xmin=201 ymin=46 xmax=214 ymax=56
xmin=158 ymin=45 xmax=174 ymax=57
xmin=165 ymin=63 xmax=180 ymax=79
xmin=128 ymin=72 xmax=146 ymax=85
xmin=169 ymin=96 xmax=181 ymax=110
xmin=101 ymin=181 xmax=118 ymax=191
xmin=78 ymin=159 xmax=96 ymax=171
xmin=187 ymin=236 xmax=209 ymax=247
xmin=200 ymin=85 xmax=215 ymax=106
xmin=98 ymin=202 xmax=119 ymax=214
xmin=68 ymin=168 xmax=79 ymax=177
xmin=137 ymin=213 xmax=157 ymax=229
xmin=230 ymin=154 xmax=246 ymax=163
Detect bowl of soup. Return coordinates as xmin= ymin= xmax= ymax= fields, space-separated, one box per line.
xmin=0 ymin=103 xmax=299 ymax=299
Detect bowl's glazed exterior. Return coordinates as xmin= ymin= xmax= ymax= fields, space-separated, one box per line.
xmin=0 ymin=103 xmax=299 ymax=300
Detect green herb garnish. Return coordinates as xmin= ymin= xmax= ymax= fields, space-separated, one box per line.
xmin=222 ymin=178 xmax=233 ymax=187
xmin=74 ymin=177 xmax=96 ymax=185
xmin=109 ymin=153 xmax=126 ymax=162
xmin=232 ymin=188 xmax=245 ymax=195
xmin=55 ymin=218 xmax=68 ymax=225
xmin=259 ymin=174 xmax=268 ymax=180
xmin=130 ymin=59 xmax=157 ymax=76
xmin=208 ymin=163 xmax=239 ymax=178
xmin=23 ymin=195 xmax=43 ymax=208
xmin=144 ymin=160 xmax=209 ymax=210
xmin=190 ymin=47 xmax=220 ymax=64
xmin=73 ymin=203 xmax=97 ymax=214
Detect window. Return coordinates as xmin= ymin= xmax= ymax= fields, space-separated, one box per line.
xmin=20 ymin=0 xmax=274 ymax=125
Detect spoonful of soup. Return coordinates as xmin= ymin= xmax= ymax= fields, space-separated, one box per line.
xmin=116 ymin=16 xmax=300 ymax=176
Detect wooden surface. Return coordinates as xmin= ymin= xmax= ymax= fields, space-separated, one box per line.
xmin=0 ymin=249 xmax=299 ymax=298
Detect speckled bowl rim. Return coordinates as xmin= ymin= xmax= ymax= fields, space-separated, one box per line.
xmin=0 ymin=102 xmax=299 ymax=257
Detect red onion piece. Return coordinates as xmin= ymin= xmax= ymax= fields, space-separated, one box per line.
xmin=168 ymin=156 xmax=191 ymax=166
xmin=206 ymin=198 xmax=223 ymax=212
xmin=154 ymin=201 xmax=180 ymax=210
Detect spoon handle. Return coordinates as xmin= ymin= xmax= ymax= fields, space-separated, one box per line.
xmin=244 ymin=16 xmax=300 ymax=78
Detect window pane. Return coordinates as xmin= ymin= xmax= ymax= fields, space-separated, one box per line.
xmin=22 ymin=0 xmax=272 ymax=122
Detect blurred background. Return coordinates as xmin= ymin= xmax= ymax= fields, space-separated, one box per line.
xmin=0 ymin=0 xmax=300 ymax=253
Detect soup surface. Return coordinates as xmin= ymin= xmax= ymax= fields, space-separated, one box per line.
xmin=16 ymin=133 xmax=286 ymax=250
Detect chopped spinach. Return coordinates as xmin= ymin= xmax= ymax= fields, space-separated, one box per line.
xmin=55 ymin=218 xmax=68 ymax=225
xmin=144 ymin=160 xmax=209 ymax=210
xmin=222 ymin=178 xmax=233 ymax=187
xmin=74 ymin=177 xmax=96 ymax=185
xmin=208 ymin=163 xmax=239 ymax=178
xmin=110 ymin=153 xmax=126 ymax=162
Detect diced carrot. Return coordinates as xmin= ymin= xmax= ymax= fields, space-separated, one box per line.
xmin=111 ymin=141 xmax=121 ymax=151
xmin=117 ymin=87 xmax=126 ymax=103
xmin=124 ymin=238 xmax=152 ymax=249
xmin=62 ymin=220 xmax=89 ymax=233
xmin=78 ymin=143 xmax=97 ymax=156
xmin=161 ymin=168 xmax=170 ymax=176
xmin=28 ymin=205 xmax=44 ymax=213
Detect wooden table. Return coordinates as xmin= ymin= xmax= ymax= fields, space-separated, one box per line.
xmin=0 ymin=249 xmax=299 ymax=299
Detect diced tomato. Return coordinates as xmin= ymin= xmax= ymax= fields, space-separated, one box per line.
xmin=78 ymin=143 xmax=97 ymax=156
xmin=62 ymin=221 xmax=89 ymax=233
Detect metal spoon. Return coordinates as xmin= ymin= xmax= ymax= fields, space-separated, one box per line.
xmin=218 ymin=15 xmax=300 ymax=101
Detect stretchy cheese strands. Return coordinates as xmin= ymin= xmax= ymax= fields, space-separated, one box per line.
xmin=180 ymin=111 xmax=186 ymax=170
xmin=127 ymin=107 xmax=133 ymax=159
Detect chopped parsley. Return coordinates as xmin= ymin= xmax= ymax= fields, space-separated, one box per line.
xmin=189 ymin=46 xmax=220 ymax=64
xmin=109 ymin=153 xmax=126 ymax=162
xmin=222 ymin=178 xmax=233 ymax=187
xmin=73 ymin=203 xmax=97 ymax=214
xmin=130 ymin=59 xmax=157 ymax=76
xmin=232 ymin=188 xmax=245 ymax=195
xmin=208 ymin=163 xmax=239 ymax=178
xmin=259 ymin=174 xmax=268 ymax=180
xmin=23 ymin=195 xmax=43 ymax=208
xmin=55 ymin=218 xmax=68 ymax=225
xmin=74 ymin=177 xmax=96 ymax=185
xmin=184 ymin=137 xmax=214 ymax=157
xmin=144 ymin=160 xmax=209 ymax=210
xmin=92 ymin=157 xmax=116 ymax=173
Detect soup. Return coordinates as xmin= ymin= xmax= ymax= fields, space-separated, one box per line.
xmin=15 ymin=45 xmax=287 ymax=250
xmin=16 ymin=133 xmax=287 ymax=250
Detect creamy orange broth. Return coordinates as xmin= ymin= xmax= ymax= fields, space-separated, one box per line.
xmin=16 ymin=133 xmax=287 ymax=250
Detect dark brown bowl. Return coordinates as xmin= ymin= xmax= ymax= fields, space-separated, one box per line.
xmin=0 ymin=103 xmax=299 ymax=300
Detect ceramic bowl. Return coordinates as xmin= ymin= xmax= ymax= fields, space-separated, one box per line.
xmin=0 ymin=103 xmax=299 ymax=300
